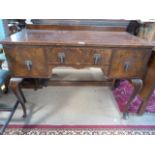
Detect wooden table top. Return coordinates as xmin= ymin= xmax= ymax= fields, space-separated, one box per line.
xmin=0 ymin=29 xmax=153 ymax=48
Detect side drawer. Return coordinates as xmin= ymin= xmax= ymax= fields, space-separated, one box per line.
xmin=4 ymin=45 xmax=49 ymax=78
xmin=109 ymin=49 xmax=151 ymax=78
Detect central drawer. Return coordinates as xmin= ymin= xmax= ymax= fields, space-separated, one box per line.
xmin=47 ymin=47 xmax=112 ymax=66
xmin=47 ymin=47 xmax=82 ymax=65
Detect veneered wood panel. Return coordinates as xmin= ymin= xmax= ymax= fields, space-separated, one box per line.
xmin=47 ymin=47 xmax=112 ymax=66
xmin=109 ymin=49 xmax=152 ymax=78
xmin=0 ymin=29 xmax=153 ymax=48
xmin=4 ymin=46 xmax=49 ymax=78
xmin=47 ymin=47 xmax=83 ymax=65
xmin=26 ymin=24 xmax=126 ymax=31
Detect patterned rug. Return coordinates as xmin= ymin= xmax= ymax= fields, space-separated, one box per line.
xmin=3 ymin=125 xmax=155 ymax=135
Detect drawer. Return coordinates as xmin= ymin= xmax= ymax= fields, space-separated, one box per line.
xmin=109 ymin=49 xmax=151 ymax=78
xmin=47 ymin=47 xmax=112 ymax=66
xmin=47 ymin=47 xmax=82 ymax=65
xmin=82 ymin=48 xmax=112 ymax=65
xmin=4 ymin=46 xmax=49 ymax=78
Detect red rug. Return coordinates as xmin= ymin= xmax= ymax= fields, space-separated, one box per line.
xmin=113 ymin=80 xmax=155 ymax=113
xmin=4 ymin=125 xmax=155 ymax=135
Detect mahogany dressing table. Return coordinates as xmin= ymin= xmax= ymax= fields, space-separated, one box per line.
xmin=0 ymin=26 xmax=153 ymax=119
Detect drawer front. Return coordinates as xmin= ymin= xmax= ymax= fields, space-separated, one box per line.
xmin=47 ymin=47 xmax=82 ymax=65
xmin=47 ymin=47 xmax=112 ymax=66
xmin=82 ymin=48 xmax=112 ymax=66
xmin=109 ymin=49 xmax=151 ymax=78
xmin=4 ymin=46 xmax=49 ymax=78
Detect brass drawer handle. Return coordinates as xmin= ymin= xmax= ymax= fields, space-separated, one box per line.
xmin=25 ymin=60 xmax=32 ymax=71
xmin=58 ymin=52 xmax=65 ymax=64
xmin=94 ymin=53 xmax=101 ymax=64
xmin=124 ymin=62 xmax=130 ymax=72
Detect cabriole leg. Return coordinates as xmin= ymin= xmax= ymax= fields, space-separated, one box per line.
xmin=9 ymin=78 xmax=27 ymax=118
xmin=123 ymin=79 xmax=143 ymax=119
